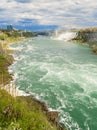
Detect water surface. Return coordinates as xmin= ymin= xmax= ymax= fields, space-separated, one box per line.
xmin=10 ymin=37 xmax=97 ymax=130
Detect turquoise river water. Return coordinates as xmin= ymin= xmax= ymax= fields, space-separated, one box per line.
xmin=10 ymin=37 xmax=97 ymax=130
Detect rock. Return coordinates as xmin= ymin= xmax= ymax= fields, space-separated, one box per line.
xmin=47 ymin=111 xmax=64 ymax=130
xmin=47 ymin=111 xmax=59 ymax=121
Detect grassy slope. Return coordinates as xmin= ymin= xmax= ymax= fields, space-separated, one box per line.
xmin=0 ymin=89 xmax=58 ymax=130
xmin=0 ymin=31 xmax=26 ymax=85
xmin=0 ymin=54 xmax=13 ymax=85
xmin=0 ymin=42 xmax=16 ymax=86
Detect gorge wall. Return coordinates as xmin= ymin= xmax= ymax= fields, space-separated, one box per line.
xmin=73 ymin=28 xmax=97 ymax=54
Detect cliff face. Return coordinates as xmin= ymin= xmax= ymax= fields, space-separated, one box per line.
xmin=73 ymin=28 xmax=97 ymax=54
xmin=75 ymin=31 xmax=97 ymax=45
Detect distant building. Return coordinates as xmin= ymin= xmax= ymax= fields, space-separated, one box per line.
xmin=7 ymin=25 xmax=13 ymax=31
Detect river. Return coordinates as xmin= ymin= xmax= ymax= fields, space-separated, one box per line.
xmin=10 ymin=37 xmax=97 ymax=130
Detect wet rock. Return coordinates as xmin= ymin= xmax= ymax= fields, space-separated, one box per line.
xmin=47 ymin=111 xmax=64 ymax=130
xmin=47 ymin=111 xmax=59 ymax=121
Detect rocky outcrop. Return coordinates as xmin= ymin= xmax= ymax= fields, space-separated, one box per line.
xmin=72 ymin=28 xmax=97 ymax=54
xmin=47 ymin=111 xmax=64 ymax=130
xmin=27 ymin=96 xmax=65 ymax=130
xmin=73 ymin=28 xmax=96 ymax=42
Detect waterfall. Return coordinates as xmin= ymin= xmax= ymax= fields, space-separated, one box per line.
xmin=53 ymin=31 xmax=77 ymax=41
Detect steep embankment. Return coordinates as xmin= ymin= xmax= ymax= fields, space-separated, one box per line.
xmin=0 ymin=36 xmax=20 ymax=86
xmin=0 ymin=89 xmax=61 ymax=130
xmin=73 ymin=27 xmax=97 ymax=54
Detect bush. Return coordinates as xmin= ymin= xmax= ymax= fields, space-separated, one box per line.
xmin=0 ymin=34 xmax=8 ymax=41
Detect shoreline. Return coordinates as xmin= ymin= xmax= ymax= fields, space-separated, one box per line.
xmin=70 ymin=39 xmax=97 ymax=55
xmin=0 ymin=38 xmax=66 ymax=130
xmin=71 ymin=27 xmax=97 ymax=55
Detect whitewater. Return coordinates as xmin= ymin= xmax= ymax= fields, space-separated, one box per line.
xmin=53 ymin=31 xmax=77 ymax=41
xmin=9 ymin=36 xmax=97 ymax=130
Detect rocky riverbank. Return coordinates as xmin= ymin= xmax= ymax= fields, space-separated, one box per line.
xmin=72 ymin=27 xmax=97 ymax=54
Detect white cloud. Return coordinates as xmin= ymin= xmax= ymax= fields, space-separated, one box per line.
xmin=0 ymin=0 xmax=97 ymax=29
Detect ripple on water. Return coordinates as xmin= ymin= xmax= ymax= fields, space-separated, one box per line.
xmin=10 ymin=37 xmax=97 ymax=130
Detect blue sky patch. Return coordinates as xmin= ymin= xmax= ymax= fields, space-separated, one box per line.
xmin=0 ymin=0 xmax=97 ymax=30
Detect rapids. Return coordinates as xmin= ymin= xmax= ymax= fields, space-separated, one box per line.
xmin=10 ymin=37 xmax=97 ymax=130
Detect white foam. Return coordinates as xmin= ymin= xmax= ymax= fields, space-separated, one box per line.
xmin=7 ymin=37 xmax=97 ymax=130
xmin=54 ymin=31 xmax=77 ymax=41
xmin=59 ymin=113 xmax=81 ymax=130
xmin=9 ymin=46 xmax=24 ymax=51
xmin=2 ymin=80 xmax=30 ymax=97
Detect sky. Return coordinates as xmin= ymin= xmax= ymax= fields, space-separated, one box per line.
xmin=0 ymin=0 xmax=97 ymax=31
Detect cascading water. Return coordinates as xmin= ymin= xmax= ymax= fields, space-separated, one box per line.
xmin=10 ymin=37 xmax=97 ymax=130
xmin=53 ymin=31 xmax=77 ymax=41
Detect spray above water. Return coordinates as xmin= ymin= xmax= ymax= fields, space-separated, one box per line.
xmin=53 ymin=31 xmax=77 ymax=41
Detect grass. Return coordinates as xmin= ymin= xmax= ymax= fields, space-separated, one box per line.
xmin=0 ymin=55 xmax=13 ymax=85
xmin=0 ymin=89 xmax=58 ymax=130
xmin=0 ymin=31 xmax=25 ymax=85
